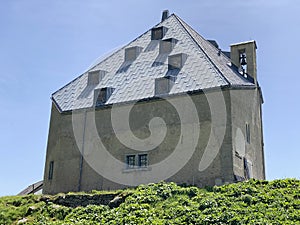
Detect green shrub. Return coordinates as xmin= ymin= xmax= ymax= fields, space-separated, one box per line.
xmin=1 ymin=179 xmax=300 ymax=224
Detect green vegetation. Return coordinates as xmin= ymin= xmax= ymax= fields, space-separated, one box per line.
xmin=1 ymin=179 xmax=299 ymax=224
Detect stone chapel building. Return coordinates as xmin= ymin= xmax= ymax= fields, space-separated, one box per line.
xmin=43 ymin=11 xmax=265 ymax=194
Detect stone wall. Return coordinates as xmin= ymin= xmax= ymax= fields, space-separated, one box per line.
xmin=43 ymin=88 xmax=264 ymax=194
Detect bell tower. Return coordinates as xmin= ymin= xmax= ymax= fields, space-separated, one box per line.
xmin=230 ymin=40 xmax=257 ymax=84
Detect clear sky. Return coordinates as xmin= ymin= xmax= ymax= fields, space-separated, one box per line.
xmin=0 ymin=0 xmax=299 ymax=196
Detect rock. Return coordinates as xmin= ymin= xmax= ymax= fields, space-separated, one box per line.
xmin=108 ymin=196 xmax=124 ymax=208
xmin=25 ymin=206 xmax=37 ymax=216
xmin=17 ymin=218 xmax=28 ymax=224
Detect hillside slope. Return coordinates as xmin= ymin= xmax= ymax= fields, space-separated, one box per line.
xmin=0 ymin=179 xmax=299 ymax=224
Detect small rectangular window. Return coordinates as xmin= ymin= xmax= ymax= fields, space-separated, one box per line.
xmin=246 ymin=123 xmax=250 ymax=144
xmin=48 ymin=161 xmax=54 ymax=180
xmin=126 ymin=155 xmax=135 ymax=168
xmin=138 ymin=154 xmax=148 ymax=167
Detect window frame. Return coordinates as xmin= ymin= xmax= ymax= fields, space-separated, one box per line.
xmin=138 ymin=154 xmax=148 ymax=168
xmin=126 ymin=155 xmax=136 ymax=169
xmin=125 ymin=153 xmax=149 ymax=170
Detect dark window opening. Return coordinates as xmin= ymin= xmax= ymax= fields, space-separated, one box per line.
xmin=138 ymin=154 xmax=148 ymax=167
xmin=95 ymin=87 xmax=114 ymax=106
xmin=48 ymin=161 xmax=54 ymax=180
xmin=126 ymin=155 xmax=135 ymax=168
xmin=151 ymin=26 xmax=167 ymax=40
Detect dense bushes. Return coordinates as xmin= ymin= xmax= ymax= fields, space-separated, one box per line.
xmin=0 ymin=179 xmax=299 ymax=224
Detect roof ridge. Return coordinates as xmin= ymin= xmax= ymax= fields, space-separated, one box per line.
xmin=173 ymin=14 xmax=231 ymax=86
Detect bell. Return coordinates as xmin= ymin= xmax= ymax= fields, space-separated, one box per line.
xmin=240 ymin=54 xmax=247 ymax=66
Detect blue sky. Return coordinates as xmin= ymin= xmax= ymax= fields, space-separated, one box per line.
xmin=0 ymin=0 xmax=299 ymax=196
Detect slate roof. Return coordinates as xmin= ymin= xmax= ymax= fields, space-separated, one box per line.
xmin=52 ymin=14 xmax=255 ymax=112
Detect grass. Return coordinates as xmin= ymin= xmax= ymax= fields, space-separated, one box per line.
xmin=0 ymin=179 xmax=299 ymax=224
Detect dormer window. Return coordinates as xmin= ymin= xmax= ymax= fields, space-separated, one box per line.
xmin=168 ymin=53 xmax=187 ymax=70
xmin=151 ymin=26 xmax=167 ymax=40
xmin=125 ymin=46 xmax=142 ymax=61
xmin=159 ymin=38 xmax=177 ymax=54
xmin=87 ymin=70 xmax=107 ymax=85
xmin=95 ymin=87 xmax=114 ymax=106
xmin=155 ymin=76 xmax=176 ymax=96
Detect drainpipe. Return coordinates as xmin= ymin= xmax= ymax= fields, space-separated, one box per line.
xmin=78 ymin=110 xmax=87 ymax=192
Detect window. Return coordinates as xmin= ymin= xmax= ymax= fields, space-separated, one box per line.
xmin=159 ymin=38 xmax=177 ymax=54
xmin=246 ymin=123 xmax=250 ymax=144
xmin=126 ymin=154 xmax=148 ymax=169
xmin=126 ymin=155 xmax=135 ymax=168
xmin=168 ymin=53 xmax=187 ymax=70
xmin=155 ymin=76 xmax=176 ymax=96
xmin=48 ymin=161 xmax=54 ymax=180
xmin=95 ymin=87 xmax=114 ymax=106
xmin=125 ymin=46 xmax=142 ymax=61
xmin=138 ymin=154 xmax=148 ymax=167
xmin=151 ymin=26 xmax=167 ymax=40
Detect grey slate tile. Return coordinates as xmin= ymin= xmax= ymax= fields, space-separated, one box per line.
xmin=52 ymin=14 xmax=254 ymax=112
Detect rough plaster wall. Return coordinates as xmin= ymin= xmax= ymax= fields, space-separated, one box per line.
xmin=230 ymin=88 xmax=265 ymax=180
xmin=43 ymin=91 xmax=235 ymax=194
xmin=43 ymin=104 xmax=82 ymax=194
